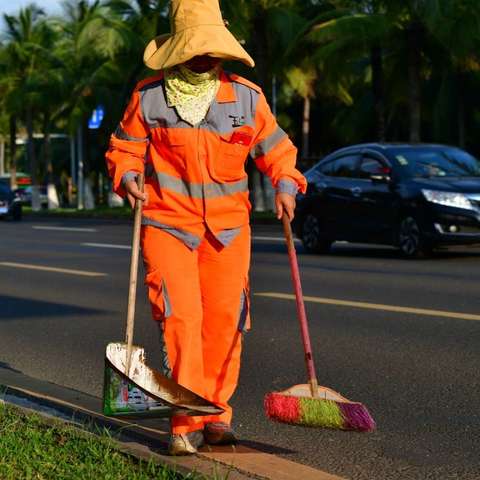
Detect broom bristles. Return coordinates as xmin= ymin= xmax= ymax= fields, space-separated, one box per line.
xmin=264 ymin=392 xmax=375 ymax=432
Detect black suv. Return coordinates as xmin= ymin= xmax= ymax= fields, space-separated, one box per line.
xmin=294 ymin=143 xmax=480 ymax=257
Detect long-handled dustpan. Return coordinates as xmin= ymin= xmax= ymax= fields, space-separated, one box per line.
xmin=103 ymin=174 xmax=223 ymax=418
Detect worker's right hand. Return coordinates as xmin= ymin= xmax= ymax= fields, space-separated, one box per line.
xmin=124 ymin=179 xmax=148 ymax=209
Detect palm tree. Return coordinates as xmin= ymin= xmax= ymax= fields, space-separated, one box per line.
xmin=309 ymin=0 xmax=396 ymax=141
xmin=222 ymin=1 xmax=299 ymax=210
xmin=222 ymin=0 xmax=303 ymax=95
xmin=106 ymin=0 xmax=170 ymax=101
xmin=0 ymin=46 xmax=22 ymax=189
xmin=223 ymin=1 xmax=325 ymax=207
xmin=50 ymin=0 xmax=137 ymax=208
xmin=424 ymin=0 xmax=480 ymax=147
xmin=2 ymin=4 xmax=48 ymax=209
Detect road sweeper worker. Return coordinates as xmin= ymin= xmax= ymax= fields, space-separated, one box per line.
xmin=106 ymin=0 xmax=307 ymax=455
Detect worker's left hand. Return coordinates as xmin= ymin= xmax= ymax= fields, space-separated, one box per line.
xmin=275 ymin=192 xmax=296 ymax=221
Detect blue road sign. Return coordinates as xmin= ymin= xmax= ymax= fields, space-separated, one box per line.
xmin=88 ymin=105 xmax=105 ymax=129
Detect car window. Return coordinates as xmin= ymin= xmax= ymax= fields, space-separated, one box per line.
xmin=327 ymin=155 xmax=360 ymax=178
xmin=359 ymin=157 xmax=389 ymax=178
xmin=390 ymin=147 xmax=480 ymax=178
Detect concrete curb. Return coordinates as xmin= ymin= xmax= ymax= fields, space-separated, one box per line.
xmin=0 ymin=367 xmax=344 ymax=480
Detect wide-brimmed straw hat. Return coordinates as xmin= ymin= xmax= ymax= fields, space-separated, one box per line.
xmin=143 ymin=0 xmax=255 ymax=70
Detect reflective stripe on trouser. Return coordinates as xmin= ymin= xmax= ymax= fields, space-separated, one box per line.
xmin=141 ymin=224 xmax=251 ymax=434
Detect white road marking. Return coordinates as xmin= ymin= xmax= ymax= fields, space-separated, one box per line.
xmin=256 ymin=292 xmax=480 ymax=322
xmin=0 ymin=262 xmax=107 ymax=277
xmin=252 ymin=235 xmax=300 ymax=243
xmin=83 ymin=242 xmax=131 ymax=250
xmin=32 ymin=226 xmax=97 ymax=233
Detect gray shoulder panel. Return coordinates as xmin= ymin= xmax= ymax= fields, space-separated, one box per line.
xmin=139 ymin=79 xmax=188 ymax=129
xmin=205 ymin=81 xmax=259 ymax=135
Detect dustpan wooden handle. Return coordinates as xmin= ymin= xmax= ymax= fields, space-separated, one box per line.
xmin=125 ymin=173 xmax=145 ymax=377
xmin=282 ymin=213 xmax=319 ymax=397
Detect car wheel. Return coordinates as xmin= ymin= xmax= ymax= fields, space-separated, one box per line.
xmin=398 ymin=216 xmax=431 ymax=258
xmin=301 ymin=214 xmax=332 ymax=254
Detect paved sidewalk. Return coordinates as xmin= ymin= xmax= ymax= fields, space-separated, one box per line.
xmin=0 ymin=365 xmax=343 ymax=480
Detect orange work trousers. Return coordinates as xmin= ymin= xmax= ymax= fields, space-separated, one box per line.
xmin=141 ymin=225 xmax=251 ymax=434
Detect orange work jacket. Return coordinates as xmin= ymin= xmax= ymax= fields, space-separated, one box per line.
xmin=106 ymin=70 xmax=307 ymax=248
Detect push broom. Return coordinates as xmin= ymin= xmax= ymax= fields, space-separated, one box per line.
xmin=264 ymin=213 xmax=375 ymax=432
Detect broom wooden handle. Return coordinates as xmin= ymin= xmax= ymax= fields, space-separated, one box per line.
xmin=282 ymin=213 xmax=319 ymax=397
xmin=125 ymin=173 xmax=145 ymax=377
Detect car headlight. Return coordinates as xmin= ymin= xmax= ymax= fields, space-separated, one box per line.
xmin=422 ymin=189 xmax=475 ymax=210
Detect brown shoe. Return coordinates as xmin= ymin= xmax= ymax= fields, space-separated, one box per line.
xmin=204 ymin=422 xmax=237 ymax=445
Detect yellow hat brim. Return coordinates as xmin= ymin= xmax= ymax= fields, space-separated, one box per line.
xmin=144 ymin=25 xmax=255 ymax=70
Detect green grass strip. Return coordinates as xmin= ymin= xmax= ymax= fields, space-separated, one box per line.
xmin=0 ymin=402 xmax=198 ymax=480
xmin=299 ymin=398 xmax=345 ymax=429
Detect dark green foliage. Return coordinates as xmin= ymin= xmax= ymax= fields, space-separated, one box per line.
xmin=1 ymin=0 xmax=480 ymax=180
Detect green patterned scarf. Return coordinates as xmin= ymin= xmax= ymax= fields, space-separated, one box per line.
xmin=165 ymin=65 xmax=220 ymax=126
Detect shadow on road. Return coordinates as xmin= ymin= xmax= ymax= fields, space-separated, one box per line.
xmin=0 ymin=361 xmax=22 ymax=374
xmin=0 ymin=295 xmax=110 ymax=320
xmin=238 ymin=439 xmax=296 ymax=455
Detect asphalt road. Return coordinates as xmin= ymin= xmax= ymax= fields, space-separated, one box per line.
xmin=1 ymin=217 xmax=480 ymax=480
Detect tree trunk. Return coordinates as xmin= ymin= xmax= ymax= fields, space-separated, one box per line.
xmin=9 ymin=115 xmax=17 ymax=189
xmin=26 ymin=106 xmax=41 ymax=211
xmin=407 ymin=22 xmax=422 ymax=143
xmin=301 ymin=96 xmax=311 ymax=159
xmin=272 ymin=75 xmax=277 ymax=116
xmin=43 ymin=111 xmax=59 ymax=210
xmin=371 ymin=45 xmax=386 ymax=142
xmin=26 ymin=107 xmax=36 ymax=184
xmin=250 ymin=10 xmax=275 ymax=211
xmin=252 ymin=12 xmax=270 ymax=95
xmin=43 ymin=111 xmax=52 ymax=184
xmin=457 ymin=69 xmax=466 ymax=148
xmin=77 ymin=123 xmax=85 ymax=210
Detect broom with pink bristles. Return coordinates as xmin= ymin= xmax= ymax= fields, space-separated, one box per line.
xmin=264 ymin=214 xmax=375 ymax=432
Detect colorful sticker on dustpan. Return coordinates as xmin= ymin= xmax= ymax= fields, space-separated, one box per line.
xmin=103 ymin=363 xmax=171 ymax=417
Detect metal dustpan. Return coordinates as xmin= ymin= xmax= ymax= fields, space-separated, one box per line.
xmin=103 ymin=342 xmax=223 ymax=418
xmin=102 ymin=174 xmax=223 ymax=418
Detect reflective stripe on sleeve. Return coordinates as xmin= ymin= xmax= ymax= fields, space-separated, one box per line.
xmin=122 ymin=171 xmax=139 ymax=187
xmin=250 ymin=126 xmax=288 ymax=159
xmin=276 ymin=179 xmax=298 ymax=196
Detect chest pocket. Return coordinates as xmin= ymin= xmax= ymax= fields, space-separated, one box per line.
xmin=160 ymin=129 xmax=187 ymax=170
xmin=211 ymin=127 xmax=254 ymax=182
